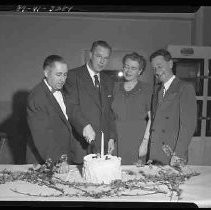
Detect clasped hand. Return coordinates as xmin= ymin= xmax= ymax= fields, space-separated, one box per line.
xmin=170 ymin=155 xmax=185 ymax=167
xmin=83 ymin=124 xmax=96 ymax=143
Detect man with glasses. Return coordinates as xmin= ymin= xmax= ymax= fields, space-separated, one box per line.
xmin=64 ymin=40 xmax=117 ymax=164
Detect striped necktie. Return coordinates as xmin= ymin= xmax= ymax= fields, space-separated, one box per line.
xmin=162 ymin=85 xmax=166 ymax=97
xmin=158 ymin=85 xmax=165 ymax=103
xmin=94 ymin=74 xmax=101 ymax=104
xmin=94 ymin=75 xmax=100 ymax=89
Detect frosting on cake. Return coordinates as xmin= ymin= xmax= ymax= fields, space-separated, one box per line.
xmin=82 ymin=154 xmax=122 ymax=184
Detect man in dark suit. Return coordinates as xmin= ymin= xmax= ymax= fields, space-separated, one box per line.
xmin=26 ymin=55 xmax=94 ymax=164
xmin=139 ymin=49 xmax=197 ymax=166
xmin=64 ymin=40 xmax=117 ymax=164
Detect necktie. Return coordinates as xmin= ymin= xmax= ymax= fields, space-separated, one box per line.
xmin=158 ymin=85 xmax=165 ymax=103
xmin=94 ymin=75 xmax=100 ymax=89
xmin=94 ymin=74 xmax=101 ymax=104
xmin=162 ymin=86 xmax=166 ymax=97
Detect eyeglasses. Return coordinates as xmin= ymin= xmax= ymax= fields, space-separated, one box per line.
xmin=94 ymin=54 xmax=109 ymax=61
xmin=123 ymin=65 xmax=139 ymax=71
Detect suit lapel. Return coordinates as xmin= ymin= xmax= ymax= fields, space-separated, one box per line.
xmin=155 ymin=77 xmax=181 ymax=112
xmin=152 ymin=84 xmax=162 ymax=119
xmin=158 ymin=85 xmax=164 ymax=104
xmin=152 ymin=77 xmax=180 ymax=121
xmin=163 ymin=77 xmax=180 ymax=101
xmin=79 ymin=66 xmax=102 ymax=109
xmin=41 ymin=81 xmax=72 ymax=132
xmin=99 ymin=73 xmax=109 ymax=109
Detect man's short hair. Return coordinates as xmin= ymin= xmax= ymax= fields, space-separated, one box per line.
xmin=43 ymin=55 xmax=66 ymax=70
xmin=90 ymin=40 xmax=112 ymax=54
xmin=150 ymin=49 xmax=172 ymax=62
xmin=122 ymin=52 xmax=147 ymax=72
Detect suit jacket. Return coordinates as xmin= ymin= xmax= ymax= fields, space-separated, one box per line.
xmin=149 ymin=77 xmax=197 ymax=164
xmin=26 ymin=80 xmax=78 ymax=164
xmin=64 ymin=65 xmax=117 ymax=163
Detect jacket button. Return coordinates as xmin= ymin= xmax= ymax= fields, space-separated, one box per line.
xmin=162 ymin=129 xmax=165 ymax=133
xmin=165 ymin=116 xmax=169 ymax=119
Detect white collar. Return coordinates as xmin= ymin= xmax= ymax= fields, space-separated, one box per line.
xmin=44 ymin=79 xmax=53 ymax=92
xmin=86 ymin=63 xmax=100 ymax=80
xmin=164 ymin=75 xmax=175 ymax=91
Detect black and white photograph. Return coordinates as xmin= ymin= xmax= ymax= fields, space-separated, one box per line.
xmin=0 ymin=4 xmax=210 ymax=208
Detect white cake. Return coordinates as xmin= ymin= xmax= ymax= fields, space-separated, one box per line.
xmin=82 ymin=154 xmax=122 ymax=184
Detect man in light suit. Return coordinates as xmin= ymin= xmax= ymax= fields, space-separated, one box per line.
xmin=64 ymin=40 xmax=117 ymax=164
xmin=139 ymin=49 xmax=197 ymax=166
xmin=26 ymin=55 xmax=94 ymax=164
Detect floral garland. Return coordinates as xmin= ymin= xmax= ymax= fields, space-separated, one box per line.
xmin=0 ymin=147 xmax=200 ymax=200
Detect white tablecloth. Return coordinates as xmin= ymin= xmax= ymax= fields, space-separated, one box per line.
xmin=0 ymin=164 xmax=210 ymax=207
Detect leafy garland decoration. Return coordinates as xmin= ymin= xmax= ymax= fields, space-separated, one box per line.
xmin=0 ymin=146 xmax=200 ymax=200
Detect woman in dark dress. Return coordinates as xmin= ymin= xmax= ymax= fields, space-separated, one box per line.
xmin=111 ymin=52 xmax=152 ymax=165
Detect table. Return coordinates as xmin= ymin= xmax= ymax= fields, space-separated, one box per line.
xmin=0 ymin=164 xmax=210 ymax=208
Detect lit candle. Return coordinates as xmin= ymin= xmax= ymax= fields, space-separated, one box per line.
xmin=101 ymin=131 xmax=104 ymax=158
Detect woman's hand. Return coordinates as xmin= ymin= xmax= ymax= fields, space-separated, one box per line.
xmin=138 ymin=138 xmax=149 ymax=157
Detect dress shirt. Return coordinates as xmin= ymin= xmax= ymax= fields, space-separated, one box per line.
xmin=163 ymin=75 xmax=175 ymax=96
xmin=44 ymin=79 xmax=68 ymax=120
xmin=86 ymin=63 xmax=100 ymax=85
